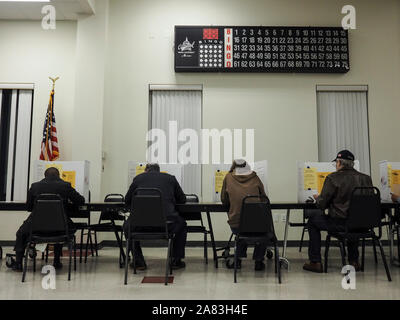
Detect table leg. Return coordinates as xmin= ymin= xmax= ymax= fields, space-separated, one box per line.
xmin=282 ymin=209 xmax=291 ymax=257
xmin=280 ymin=209 xmax=291 ymax=270
xmin=206 ymin=211 xmax=218 ymax=268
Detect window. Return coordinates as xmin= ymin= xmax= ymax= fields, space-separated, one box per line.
xmin=0 ymin=86 xmax=34 ymax=201
xmin=149 ymin=85 xmax=202 ymax=196
xmin=316 ymin=85 xmax=370 ymax=174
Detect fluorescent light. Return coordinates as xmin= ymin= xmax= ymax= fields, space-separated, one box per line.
xmin=0 ymin=0 xmax=50 ymax=2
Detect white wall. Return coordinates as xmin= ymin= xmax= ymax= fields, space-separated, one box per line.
xmin=0 ymin=20 xmax=77 ymax=240
xmin=102 ymin=0 xmax=400 ymax=241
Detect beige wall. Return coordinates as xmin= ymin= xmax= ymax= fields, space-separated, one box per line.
xmin=101 ymin=0 xmax=400 ymax=240
xmin=0 ymin=20 xmax=77 ymax=240
xmin=1 ymin=0 xmax=400 ymax=242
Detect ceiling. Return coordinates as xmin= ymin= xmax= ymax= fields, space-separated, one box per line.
xmin=0 ymin=0 xmax=95 ymax=20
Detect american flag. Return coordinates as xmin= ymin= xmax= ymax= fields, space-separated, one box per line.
xmin=40 ymin=89 xmax=59 ymax=161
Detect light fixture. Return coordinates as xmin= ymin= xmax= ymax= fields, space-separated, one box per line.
xmin=0 ymin=0 xmax=50 ymax=2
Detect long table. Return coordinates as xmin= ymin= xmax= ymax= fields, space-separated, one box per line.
xmin=1 ymin=201 xmax=398 ymax=268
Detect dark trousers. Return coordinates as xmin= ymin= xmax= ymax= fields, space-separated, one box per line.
xmin=123 ymin=215 xmax=187 ymax=261
xmin=14 ymin=216 xmax=73 ymax=263
xmin=231 ymin=227 xmax=267 ymax=261
xmin=307 ymin=214 xmax=359 ymax=263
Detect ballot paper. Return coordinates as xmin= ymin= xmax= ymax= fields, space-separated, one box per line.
xmin=127 ymin=161 xmax=183 ymax=188
xmin=379 ymin=161 xmax=400 ymax=201
xmin=212 ymin=160 xmax=268 ymax=202
xmin=34 ymin=160 xmax=90 ymax=201
xmin=298 ymin=160 xmax=360 ymax=203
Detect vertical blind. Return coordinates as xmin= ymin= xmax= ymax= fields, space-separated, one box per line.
xmin=317 ymin=90 xmax=370 ymax=174
xmin=0 ymin=89 xmax=33 ymax=201
xmin=150 ymin=89 xmax=202 ymax=195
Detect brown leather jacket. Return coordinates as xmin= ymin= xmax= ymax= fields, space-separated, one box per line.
xmin=220 ymin=172 xmax=266 ymax=228
xmin=316 ymin=167 xmax=373 ymax=219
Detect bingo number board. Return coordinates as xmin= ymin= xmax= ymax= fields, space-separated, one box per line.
xmin=175 ymin=26 xmax=350 ymax=73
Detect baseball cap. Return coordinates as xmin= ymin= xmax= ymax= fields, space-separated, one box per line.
xmin=333 ymin=150 xmax=355 ymax=162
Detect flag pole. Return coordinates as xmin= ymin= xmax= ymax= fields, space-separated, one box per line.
xmin=44 ymin=76 xmax=59 ymax=161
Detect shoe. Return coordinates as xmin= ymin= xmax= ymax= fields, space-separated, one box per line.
xmin=171 ymin=259 xmax=186 ymax=270
xmin=129 ymin=258 xmax=147 ymax=270
xmin=303 ymin=261 xmax=323 ymax=273
xmin=255 ymin=260 xmax=265 ymax=271
xmin=349 ymin=261 xmax=361 ymax=272
xmin=53 ymin=261 xmax=63 ymax=270
xmin=226 ymin=259 xmax=241 ymax=269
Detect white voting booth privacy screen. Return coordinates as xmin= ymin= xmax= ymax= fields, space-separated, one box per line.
xmin=127 ymin=162 xmax=184 ymax=189
xmin=33 ymin=160 xmax=90 ymax=201
xmin=297 ymin=160 xmax=360 ymax=203
xmin=379 ymin=161 xmax=400 ymax=202
xmin=212 ymin=160 xmax=268 ymax=203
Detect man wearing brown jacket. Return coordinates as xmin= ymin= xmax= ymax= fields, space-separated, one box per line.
xmin=303 ymin=150 xmax=373 ymax=273
xmin=221 ymin=159 xmax=268 ymax=271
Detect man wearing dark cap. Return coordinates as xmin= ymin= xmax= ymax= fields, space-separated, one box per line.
xmin=10 ymin=167 xmax=85 ymax=271
xmin=303 ymin=150 xmax=373 ymax=273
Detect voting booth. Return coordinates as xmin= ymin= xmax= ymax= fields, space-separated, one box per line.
xmin=379 ymin=161 xmax=400 ymax=202
xmin=212 ymin=160 xmax=268 ymax=202
xmin=297 ymin=160 xmax=360 ymax=203
xmin=33 ymin=160 xmax=90 ymax=201
xmin=127 ymin=161 xmax=184 ymax=188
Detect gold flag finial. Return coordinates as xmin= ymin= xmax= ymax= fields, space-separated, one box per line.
xmin=49 ymin=76 xmax=60 ymax=90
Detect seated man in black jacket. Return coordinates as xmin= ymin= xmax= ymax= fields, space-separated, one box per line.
xmin=124 ymin=163 xmax=187 ymax=270
xmin=12 ymin=167 xmax=85 ymax=271
xmin=303 ymin=150 xmax=373 ymax=273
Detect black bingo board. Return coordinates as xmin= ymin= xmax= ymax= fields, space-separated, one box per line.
xmin=175 ymin=26 xmax=350 ymax=73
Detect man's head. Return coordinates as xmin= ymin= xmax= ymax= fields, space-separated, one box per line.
xmin=44 ymin=167 xmax=60 ymax=178
xmin=145 ymin=163 xmax=160 ymax=172
xmin=333 ymin=150 xmax=355 ymax=171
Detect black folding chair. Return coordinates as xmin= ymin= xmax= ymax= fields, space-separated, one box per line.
xmin=22 ymin=194 xmax=77 ymax=282
xmin=181 ymin=194 xmax=210 ymax=264
xmin=42 ymin=191 xmax=94 ymax=264
xmin=85 ymin=194 xmax=126 ymax=267
xmin=233 ymin=195 xmax=281 ymax=284
xmin=324 ymin=187 xmax=392 ymax=281
xmin=124 ymin=188 xmax=173 ymax=285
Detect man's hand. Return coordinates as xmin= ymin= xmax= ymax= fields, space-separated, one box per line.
xmin=313 ymin=194 xmax=319 ymax=200
xmin=391 ymin=193 xmax=400 ymax=203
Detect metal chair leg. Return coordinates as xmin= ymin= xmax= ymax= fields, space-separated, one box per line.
xmin=22 ymin=245 xmax=29 ymax=283
xmin=124 ymin=239 xmax=130 ymax=285
xmin=94 ymin=231 xmax=98 ymax=257
xmin=165 ymin=239 xmax=172 ymax=285
xmin=68 ymin=241 xmax=72 ymax=281
xmin=233 ymin=238 xmax=238 ymax=283
xmin=338 ymin=240 xmax=346 ymax=266
xmin=84 ymin=230 xmax=90 ymax=263
xmin=33 ymin=249 xmax=36 ymax=273
xmin=74 ymin=236 xmax=77 ymax=271
xmin=204 ymin=232 xmax=208 ymax=264
xmin=376 ymin=238 xmax=392 ymax=282
xmin=361 ymin=238 xmax=365 ymax=272
xmin=79 ymin=229 xmax=84 ymax=263
xmin=372 ymin=239 xmax=378 ymax=264
xmin=299 ymin=227 xmax=306 ymax=252
xmin=274 ymin=244 xmax=281 ymax=284
xmin=132 ymin=240 xmax=137 ymax=275
xmin=88 ymin=232 xmax=95 ymax=257
xmin=324 ymin=235 xmax=331 ymax=273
